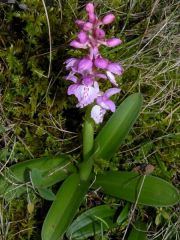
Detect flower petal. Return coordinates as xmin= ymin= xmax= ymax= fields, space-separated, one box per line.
xmin=65 ymin=72 xmax=78 ymax=82
xmin=83 ymin=22 xmax=93 ymax=31
xmin=82 ymin=76 xmax=94 ymax=85
xmin=75 ymin=20 xmax=86 ymax=28
xmin=67 ymin=84 xmax=78 ymax=95
xmin=104 ymin=99 xmax=116 ymax=112
xmin=95 ymin=28 xmax=105 ymax=39
xmin=78 ymin=57 xmax=93 ymax=73
xmin=91 ymin=105 xmax=106 ymax=124
xmin=105 ymin=88 xmax=120 ymax=98
xmin=94 ymin=56 xmax=109 ymax=69
xmin=107 ymin=63 xmax=123 ymax=75
xmin=65 ymin=58 xmax=78 ymax=69
xmin=106 ymin=71 xmax=118 ymax=86
xmin=85 ymin=3 xmax=94 ymax=14
xmin=95 ymin=73 xmax=108 ymax=79
xmin=78 ymin=31 xmax=88 ymax=43
xmin=75 ymin=82 xmax=99 ymax=108
xmin=70 ymin=40 xmax=87 ymax=49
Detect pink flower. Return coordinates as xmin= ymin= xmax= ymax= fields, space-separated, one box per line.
xmin=91 ymin=88 xmax=120 ymax=123
xmin=68 ymin=78 xmax=99 ymax=108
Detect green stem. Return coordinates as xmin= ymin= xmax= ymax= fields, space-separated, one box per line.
xmin=82 ymin=113 xmax=94 ymax=161
xmin=80 ymin=110 xmax=94 ymax=181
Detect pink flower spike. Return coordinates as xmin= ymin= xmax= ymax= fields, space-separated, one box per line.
xmin=78 ymin=31 xmax=88 ymax=43
xmin=107 ymin=63 xmax=123 ymax=75
xmin=94 ymin=56 xmax=109 ymax=69
xmin=91 ymin=105 xmax=106 ymax=124
xmin=102 ymin=14 xmax=115 ymax=25
xmin=106 ymin=38 xmax=122 ymax=47
xmin=70 ymin=40 xmax=87 ymax=49
xmin=95 ymin=28 xmax=105 ymax=39
xmin=78 ymin=57 xmax=93 ymax=73
xmin=85 ymin=3 xmax=94 ymax=14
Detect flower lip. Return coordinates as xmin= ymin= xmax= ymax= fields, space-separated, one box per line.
xmin=91 ymin=105 xmax=106 ymax=124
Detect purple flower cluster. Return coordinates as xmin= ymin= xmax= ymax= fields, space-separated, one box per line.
xmin=65 ymin=2 xmax=123 ymax=124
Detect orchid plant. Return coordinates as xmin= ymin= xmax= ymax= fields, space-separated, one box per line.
xmin=0 ymin=2 xmax=179 ymax=240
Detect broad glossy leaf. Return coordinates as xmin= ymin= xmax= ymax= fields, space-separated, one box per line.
xmin=41 ymin=173 xmax=90 ymax=240
xmin=94 ymin=93 xmax=143 ymax=161
xmin=66 ymin=205 xmax=116 ymax=240
xmin=95 ymin=171 xmax=180 ymax=207
xmin=0 ymin=155 xmax=76 ymax=200
xmin=128 ymin=220 xmax=147 ymax=240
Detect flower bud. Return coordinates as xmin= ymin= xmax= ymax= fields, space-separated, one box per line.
xmin=78 ymin=31 xmax=88 ymax=43
xmin=85 ymin=3 xmax=94 ymax=14
xmin=102 ymin=14 xmax=115 ymax=25
xmin=75 ymin=20 xmax=86 ymax=28
xmin=94 ymin=56 xmax=108 ymax=69
xmin=95 ymin=28 xmax=105 ymax=39
xmin=83 ymin=22 xmax=93 ymax=31
xmin=70 ymin=40 xmax=86 ymax=49
xmin=106 ymin=38 xmax=122 ymax=47
xmin=78 ymin=57 xmax=93 ymax=73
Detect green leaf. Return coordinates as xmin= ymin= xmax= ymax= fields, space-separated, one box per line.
xmin=41 ymin=173 xmax=90 ymax=240
xmin=30 ymin=169 xmax=56 ymax=201
xmin=94 ymin=93 xmax=143 ymax=161
xmin=128 ymin=220 xmax=147 ymax=240
xmin=116 ymin=202 xmax=131 ymax=225
xmin=38 ymin=188 xmax=56 ymax=201
xmin=0 ymin=155 xmax=76 ymax=200
xmin=94 ymin=171 xmax=180 ymax=207
xmin=31 ymin=168 xmax=44 ymax=187
xmin=66 ymin=205 xmax=116 ymax=240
